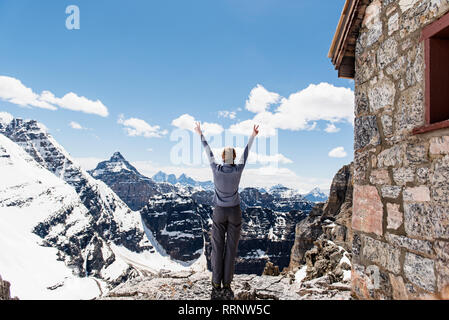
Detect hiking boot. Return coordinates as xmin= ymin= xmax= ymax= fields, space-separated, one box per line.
xmin=222 ymin=284 xmax=234 ymax=300
xmin=211 ymin=282 xmax=222 ymax=300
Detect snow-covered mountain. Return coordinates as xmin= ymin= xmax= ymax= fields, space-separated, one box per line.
xmin=0 ymin=133 xmax=102 ymax=299
xmin=88 ymin=152 xmax=170 ymax=210
xmin=0 ymin=114 xmax=205 ymax=299
xmin=152 ymin=170 xmax=214 ymax=190
xmin=302 ymin=187 xmax=329 ymax=203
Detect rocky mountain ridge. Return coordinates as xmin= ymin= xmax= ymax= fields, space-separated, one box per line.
xmin=101 ymin=269 xmax=352 ymax=300
xmin=0 ymin=116 xmax=194 ymax=298
xmin=0 ymin=275 xmax=16 ymax=300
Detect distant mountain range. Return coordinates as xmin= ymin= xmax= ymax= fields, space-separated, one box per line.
xmin=302 ymin=187 xmax=329 ymax=203
xmin=152 ymin=171 xmax=214 ymax=190
xmin=89 ymin=155 xmax=328 ymax=207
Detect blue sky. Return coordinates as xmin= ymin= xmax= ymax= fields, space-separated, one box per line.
xmin=0 ymin=0 xmax=354 ymax=192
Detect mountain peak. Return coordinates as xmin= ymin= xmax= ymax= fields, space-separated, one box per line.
xmin=110 ymin=151 xmax=126 ymax=162
xmin=90 ymin=151 xmax=142 ymax=177
xmin=303 ymin=187 xmax=328 ymax=203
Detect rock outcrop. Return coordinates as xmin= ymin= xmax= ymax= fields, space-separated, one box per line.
xmin=0 ymin=275 xmax=16 ymax=300
xmin=303 ymin=240 xmax=352 ymax=283
xmin=288 ymin=163 xmax=353 ymax=271
xmin=140 ymin=193 xmax=211 ymax=262
xmin=262 ymin=261 xmax=280 ymax=276
xmin=236 ymin=207 xmax=308 ymax=274
xmin=89 ymin=152 xmax=164 ymax=211
xmin=101 ymin=270 xmax=351 ymax=300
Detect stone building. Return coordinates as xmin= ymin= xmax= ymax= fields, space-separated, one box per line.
xmin=329 ymin=0 xmax=449 ymax=299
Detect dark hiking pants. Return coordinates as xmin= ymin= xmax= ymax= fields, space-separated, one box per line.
xmin=211 ymin=204 xmax=242 ymax=286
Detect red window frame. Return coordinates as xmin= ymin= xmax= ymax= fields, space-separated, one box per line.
xmin=413 ymin=12 xmax=449 ymax=134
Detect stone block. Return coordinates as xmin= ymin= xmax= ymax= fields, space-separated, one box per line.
xmin=405 ymin=143 xmax=428 ymax=166
xmin=368 ymin=78 xmax=396 ymax=112
xmin=381 ymin=114 xmax=393 ymax=136
xmin=395 ymin=86 xmax=424 ymax=134
xmin=393 ymin=167 xmax=414 ymax=185
xmin=388 ymin=12 xmax=399 ymax=35
xmin=370 ymin=168 xmax=391 ymax=185
xmin=355 ymin=86 xmax=370 ymax=116
xmin=386 ymin=203 xmax=402 ymax=230
xmin=361 ymin=235 xmax=401 ymax=274
xmin=430 ymin=136 xmax=449 ymax=155
xmin=404 ymin=252 xmax=436 ymax=292
xmin=353 ymin=185 xmax=384 ymax=236
xmin=378 ymin=145 xmax=404 ymax=167
xmin=386 ymin=233 xmax=433 ymax=256
xmin=405 ymin=42 xmax=424 ymax=87
xmin=354 ymin=116 xmax=381 ymax=151
xmin=389 ymin=274 xmax=409 ymax=300
xmin=416 ymin=167 xmax=429 ymax=184
xmin=404 ymin=202 xmax=434 ymax=240
xmin=434 ymin=241 xmax=449 ymax=291
xmin=431 ymin=155 xmax=449 ymax=205
xmin=381 ymin=185 xmax=402 ymax=199
xmin=377 ymin=37 xmax=398 ymax=69
xmin=403 ymin=186 xmax=430 ymax=202
xmin=354 ymin=150 xmax=370 ymax=183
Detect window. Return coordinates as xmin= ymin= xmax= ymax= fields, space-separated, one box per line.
xmin=414 ymin=12 xmax=449 ymax=134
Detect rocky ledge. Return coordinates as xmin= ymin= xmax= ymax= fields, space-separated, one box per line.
xmin=100 ymin=268 xmax=351 ymax=300
xmin=0 ymin=275 xmax=17 ymax=300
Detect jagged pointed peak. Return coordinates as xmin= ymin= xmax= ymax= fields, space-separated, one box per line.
xmin=110 ymin=151 xmax=126 ymax=162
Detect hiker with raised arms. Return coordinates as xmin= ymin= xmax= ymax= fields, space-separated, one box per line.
xmin=194 ymin=122 xmax=259 ymax=300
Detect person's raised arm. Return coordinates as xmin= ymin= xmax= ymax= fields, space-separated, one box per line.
xmin=195 ymin=122 xmax=216 ymax=167
xmin=239 ymin=125 xmax=259 ymax=166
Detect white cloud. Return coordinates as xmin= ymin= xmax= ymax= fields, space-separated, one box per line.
xmin=147 ymin=148 xmax=153 ymax=152
xmin=171 ymin=113 xmax=224 ymax=136
xmin=0 ymin=75 xmax=109 ymax=117
xmin=324 ymin=123 xmax=340 ymax=133
xmin=245 ymin=84 xmax=281 ymax=113
xmin=69 ymin=121 xmax=85 ymax=130
xmin=0 ymin=76 xmax=56 ymax=110
xmin=0 ymin=111 xmax=13 ymax=126
xmin=41 ymin=91 xmax=108 ymax=117
xmin=230 ymin=83 xmax=354 ymax=137
xmin=218 ymin=110 xmax=236 ymax=119
xmin=171 ymin=113 xmax=195 ymax=131
xmin=328 ymin=146 xmax=347 ymax=158
xmin=118 ymin=114 xmax=167 ymax=138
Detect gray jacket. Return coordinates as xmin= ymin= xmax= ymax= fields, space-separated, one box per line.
xmin=201 ymin=134 xmax=255 ymax=207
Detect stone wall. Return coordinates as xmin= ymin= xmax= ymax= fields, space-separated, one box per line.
xmin=352 ymin=0 xmax=449 ymax=299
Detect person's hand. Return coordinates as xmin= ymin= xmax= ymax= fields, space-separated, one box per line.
xmin=194 ymin=122 xmax=202 ymax=135
xmin=252 ymin=124 xmax=259 ymax=137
